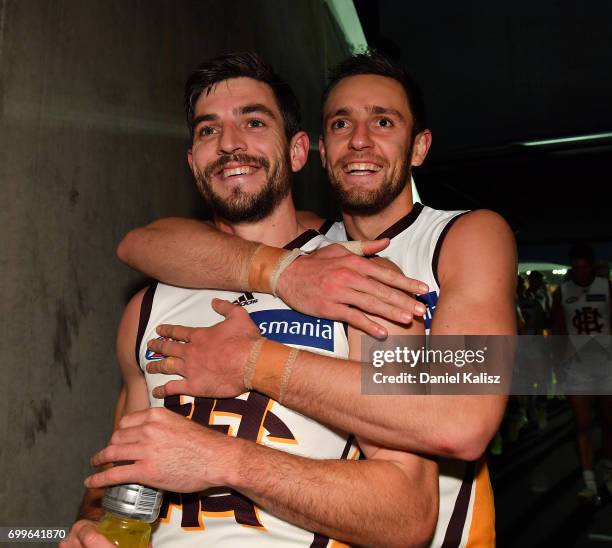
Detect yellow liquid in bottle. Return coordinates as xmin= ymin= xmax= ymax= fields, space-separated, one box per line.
xmin=98 ymin=513 xmax=151 ymax=548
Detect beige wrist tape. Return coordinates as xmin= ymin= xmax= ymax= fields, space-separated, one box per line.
xmin=270 ymin=248 xmax=304 ymax=297
xmin=247 ymin=244 xmax=286 ymax=293
xmin=244 ymin=339 xmax=300 ymax=402
xmin=247 ymin=244 xmax=304 ymax=296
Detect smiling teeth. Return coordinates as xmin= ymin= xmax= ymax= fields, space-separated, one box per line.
xmin=223 ymin=166 xmax=252 ymax=177
xmin=345 ymin=163 xmax=381 ymax=172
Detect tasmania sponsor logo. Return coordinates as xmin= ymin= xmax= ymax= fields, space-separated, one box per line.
xmin=586 ymin=294 xmax=606 ymax=302
xmin=250 ymin=309 xmax=334 ymax=351
xmin=416 ymin=291 xmax=438 ymax=330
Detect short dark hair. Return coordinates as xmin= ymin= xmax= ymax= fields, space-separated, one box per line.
xmin=322 ymin=50 xmax=427 ymax=136
xmin=569 ymin=243 xmax=595 ymax=264
xmin=184 ymin=51 xmax=301 ymax=140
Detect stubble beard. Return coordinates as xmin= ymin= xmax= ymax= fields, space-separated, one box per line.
xmin=326 ymin=139 xmax=414 ymax=216
xmin=193 ymin=152 xmax=292 ymax=223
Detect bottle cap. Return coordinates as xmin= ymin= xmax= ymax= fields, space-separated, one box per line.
xmin=102 ymin=484 xmax=164 ymax=523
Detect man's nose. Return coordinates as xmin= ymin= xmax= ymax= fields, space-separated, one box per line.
xmin=218 ymin=124 xmax=247 ymax=155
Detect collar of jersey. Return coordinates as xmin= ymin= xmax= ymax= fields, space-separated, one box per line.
xmin=344 ymin=202 xmax=425 ymax=241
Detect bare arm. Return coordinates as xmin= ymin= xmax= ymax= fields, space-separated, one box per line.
xmin=117 ymin=217 xmax=429 ymax=337
xmin=85 ymin=274 xmax=438 ymax=546
xmin=86 ymin=405 xmax=438 ymax=547
xmin=62 ymin=291 xmax=151 ymax=547
xmin=551 ymin=286 xmax=567 ymax=335
xmin=285 ymin=211 xmax=515 ymax=459
xmin=118 ymin=218 xmax=256 ymax=290
xmin=233 ymin=440 xmax=438 ymax=548
xmin=148 ymin=211 xmax=515 ymax=460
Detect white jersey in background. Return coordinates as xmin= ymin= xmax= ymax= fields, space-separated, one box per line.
xmin=321 ymin=202 xmax=496 ymax=547
xmin=560 ymin=276 xmax=612 ymax=391
xmin=136 ymin=230 xmax=357 ymax=548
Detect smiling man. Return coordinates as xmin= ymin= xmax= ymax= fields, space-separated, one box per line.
xmin=63 ymin=52 xmax=437 ymax=548
xmin=115 ymin=51 xmax=517 ymax=546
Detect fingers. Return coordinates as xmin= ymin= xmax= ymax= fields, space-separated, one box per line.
xmin=90 ymin=443 xmax=143 ymax=468
xmin=146 ymin=357 xmax=184 ymax=376
xmin=61 ymin=519 xmax=113 ymax=548
xmin=361 ymin=260 xmax=429 ymax=297
xmin=211 ymin=298 xmax=240 ymax=317
xmin=345 ymin=278 xmax=420 ymax=322
xmin=356 ymin=238 xmax=390 ymax=256
xmin=152 ymin=379 xmax=187 ymax=399
xmin=156 ymin=324 xmax=195 ymax=342
xmin=109 ymin=425 xmax=144 ymax=445
xmin=117 ymin=407 xmax=168 ymax=429
xmin=342 ymin=308 xmax=388 ymax=339
xmin=84 ymin=463 xmax=143 ymax=489
xmin=147 ymin=338 xmax=186 ymax=359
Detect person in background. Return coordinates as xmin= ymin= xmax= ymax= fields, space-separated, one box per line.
xmin=552 ymin=243 xmax=612 ymax=505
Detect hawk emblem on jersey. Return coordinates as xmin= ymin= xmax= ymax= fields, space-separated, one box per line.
xmin=416 ymin=291 xmax=438 ymax=330
xmin=250 ymin=309 xmax=335 ymax=351
xmin=144 ymin=336 xmax=168 ymax=360
xmin=161 ymin=392 xmax=297 ymax=530
xmin=572 ymin=307 xmax=605 ymax=334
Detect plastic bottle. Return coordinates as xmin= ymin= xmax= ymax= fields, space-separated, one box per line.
xmin=97 ymin=484 xmax=164 ymax=547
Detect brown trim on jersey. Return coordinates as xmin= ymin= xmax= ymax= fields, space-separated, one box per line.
xmin=285 ymin=229 xmax=321 ymax=250
xmin=318 ymin=219 xmax=336 ymax=235
xmin=310 ymin=533 xmax=330 ymax=547
xmin=340 ymin=434 xmax=356 ymax=460
xmin=441 ymin=461 xmax=476 ymax=548
xmin=375 ymin=202 xmax=425 ymax=240
xmin=432 ymin=211 xmax=471 ymax=288
xmin=135 ymin=282 xmax=158 ymax=371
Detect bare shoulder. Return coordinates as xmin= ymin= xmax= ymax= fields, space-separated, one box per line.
xmin=448 ymin=209 xmax=514 ymax=247
xmin=296 ymin=210 xmax=325 ymax=230
xmin=119 ymin=287 xmax=149 ymax=335
xmin=116 ymin=287 xmax=151 ymax=374
xmin=116 ymin=287 xmax=151 ymax=412
xmin=438 ymin=209 xmax=516 ymax=287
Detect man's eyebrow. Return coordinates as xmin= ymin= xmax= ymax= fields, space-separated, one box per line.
xmin=325 ymin=107 xmax=352 ymax=121
xmin=368 ymin=105 xmax=405 ymax=120
xmin=192 ymin=113 xmax=218 ymax=127
xmin=235 ymin=103 xmax=277 ymax=119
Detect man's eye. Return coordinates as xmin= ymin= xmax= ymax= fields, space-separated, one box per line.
xmin=376 ymin=118 xmax=393 ymax=128
xmin=247 ymin=119 xmax=265 ymax=128
xmin=331 ymin=119 xmax=348 ymax=130
xmin=199 ymin=126 xmax=216 ymax=136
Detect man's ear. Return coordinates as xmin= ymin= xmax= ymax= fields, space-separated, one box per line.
xmin=187 ymin=149 xmax=194 ymax=172
xmin=411 ymin=130 xmax=432 ymax=167
xmin=289 ymin=131 xmax=310 ymax=173
xmin=318 ymin=135 xmax=327 ymax=169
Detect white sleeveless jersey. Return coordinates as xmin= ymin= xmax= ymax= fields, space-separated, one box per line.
xmin=561 ymin=276 xmax=611 ymax=355
xmin=136 ymin=230 xmax=357 ymax=548
xmin=321 ymin=203 xmax=496 ymax=547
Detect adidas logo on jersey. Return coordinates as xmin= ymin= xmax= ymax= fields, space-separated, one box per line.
xmin=233 ymin=292 xmax=258 ymax=307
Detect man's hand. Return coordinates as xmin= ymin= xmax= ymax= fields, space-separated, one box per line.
xmin=145 ymin=299 xmax=259 ymax=399
xmin=276 ymin=240 xmax=428 ymax=338
xmin=60 ymin=520 xmax=114 ymax=548
xmin=84 ymin=407 xmax=235 ymax=493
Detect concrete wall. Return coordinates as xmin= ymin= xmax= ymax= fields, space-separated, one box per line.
xmin=0 ymin=0 xmax=348 ymax=529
